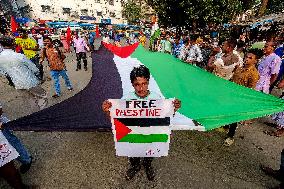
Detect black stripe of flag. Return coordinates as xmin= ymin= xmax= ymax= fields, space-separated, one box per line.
xmin=115 ymin=117 xmax=170 ymax=127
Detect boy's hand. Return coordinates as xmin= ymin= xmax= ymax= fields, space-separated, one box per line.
xmin=192 ymin=120 xmax=202 ymax=126
xmin=102 ymin=100 xmax=112 ymax=113
xmin=173 ymin=99 xmax=181 ymax=112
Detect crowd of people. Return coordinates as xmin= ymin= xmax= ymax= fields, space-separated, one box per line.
xmin=0 ymin=21 xmax=284 ymax=188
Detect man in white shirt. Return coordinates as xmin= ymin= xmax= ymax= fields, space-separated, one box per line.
xmin=213 ymin=39 xmax=243 ymax=80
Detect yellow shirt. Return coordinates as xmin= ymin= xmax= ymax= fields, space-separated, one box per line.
xmin=15 ymin=37 xmax=37 ymax=59
xmin=231 ymin=65 xmax=260 ymax=89
xmin=139 ymin=36 xmax=146 ymax=47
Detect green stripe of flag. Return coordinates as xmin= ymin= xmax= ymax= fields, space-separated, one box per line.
xmin=131 ymin=45 xmax=284 ymax=130
xmin=118 ymin=134 xmax=168 ymax=143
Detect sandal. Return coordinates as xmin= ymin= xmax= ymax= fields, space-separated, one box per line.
xmin=240 ymin=121 xmax=252 ymax=125
xmin=264 ymin=129 xmax=284 ymax=137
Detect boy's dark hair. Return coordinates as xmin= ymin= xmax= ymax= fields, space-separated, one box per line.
xmin=237 ymin=41 xmax=246 ymax=49
xmin=247 ymin=48 xmax=263 ymax=59
xmin=183 ymin=38 xmax=190 ymax=45
xmin=0 ymin=36 xmax=14 ymax=47
xmin=130 ymin=65 xmax=150 ymax=83
xmin=226 ymin=38 xmax=237 ymax=49
xmin=190 ymin=35 xmax=198 ymax=42
xmin=43 ymin=36 xmax=52 ymax=42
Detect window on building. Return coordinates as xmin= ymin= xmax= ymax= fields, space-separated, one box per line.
xmin=81 ymin=9 xmax=88 ymax=16
xmin=62 ymin=8 xmax=71 ymax=15
xmin=109 ymin=0 xmax=114 ymax=5
xmin=71 ymin=11 xmax=79 ymax=18
xmin=94 ymin=0 xmax=100 ymax=3
xmin=19 ymin=5 xmax=32 ymax=14
xmin=97 ymin=11 xmax=102 ymax=16
xmin=41 ymin=5 xmax=50 ymax=12
xmin=109 ymin=12 xmax=115 ymax=17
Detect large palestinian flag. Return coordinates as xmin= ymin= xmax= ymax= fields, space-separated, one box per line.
xmin=102 ymin=42 xmax=284 ymax=131
xmin=6 ymin=40 xmax=284 ymax=131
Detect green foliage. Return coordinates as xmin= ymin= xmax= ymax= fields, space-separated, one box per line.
xmin=146 ymin=0 xmax=283 ymax=28
xmin=122 ymin=1 xmax=142 ymax=24
xmin=147 ymin=0 xmax=243 ymax=28
xmin=239 ymin=0 xmax=258 ymax=11
xmin=267 ymin=0 xmax=284 ymax=14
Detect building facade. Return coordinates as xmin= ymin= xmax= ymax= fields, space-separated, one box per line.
xmin=14 ymin=0 xmax=125 ymax=24
xmin=134 ymin=0 xmax=155 ymax=22
xmin=0 ymin=0 xmax=21 ymax=16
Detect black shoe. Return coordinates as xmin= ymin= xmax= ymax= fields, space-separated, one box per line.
xmin=145 ymin=166 xmax=155 ymax=181
xmin=68 ymin=87 xmax=73 ymax=91
xmin=8 ymin=82 xmax=15 ymax=87
xmin=126 ymin=165 xmax=141 ymax=180
xmin=20 ymin=157 xmax=33 ymax=174
xmin=84 ymin=67 xmax=87 ymax=71
xmin=52 ymin=94 xmax=60 ymax=98
xmin=261 ymin=165 xmax=284 ymax=182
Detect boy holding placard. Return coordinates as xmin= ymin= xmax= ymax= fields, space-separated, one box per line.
xmin=102 ymin=65 xmax=181 ymax=181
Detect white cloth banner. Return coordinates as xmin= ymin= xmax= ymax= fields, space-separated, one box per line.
xmin=0 ymin=131 xmax=19 ymax=167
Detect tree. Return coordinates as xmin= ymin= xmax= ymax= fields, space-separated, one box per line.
xmin=146 ymin=0 xmax=283 ymax=30
xmin=266 ymin=0 xmax=284 ymax=14
xmin=147 ymin=0 xmax=243 ymax=29
xmin=239 ymin=0 xmax=259 ymax=11
xmin=258 ymin=0 xmax=269 ymax=16
xmin=122 ymin=0 xmax=142 ymax=24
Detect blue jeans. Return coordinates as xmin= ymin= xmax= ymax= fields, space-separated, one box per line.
xmin=2 ymin=128 xmax=31 ymax=164
xmin=280 ymin=149 xmax=284 ymax=174
xmin=50 ymin=70 xmax=72 ymax=95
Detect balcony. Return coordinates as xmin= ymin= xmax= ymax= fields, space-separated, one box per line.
xmin=62 ymin=8 xmax=71 ymax=15
xmin=81 ymin=9 xmax=88 ymax=16
xmin=41 ymin=5 xmax=50 ymax=12
xmin=109 ymin=12 xmax=115 ymax=17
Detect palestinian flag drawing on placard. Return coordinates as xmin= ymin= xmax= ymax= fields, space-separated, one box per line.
xmin=110 ymin=99 xmax=173 ymax=157
xmin=114 ymin=118 xmax=170 ymax=143
xmin=113 ymin=118 xmax=171 ymax=157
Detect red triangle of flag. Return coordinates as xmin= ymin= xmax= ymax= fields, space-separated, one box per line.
xmin=11 ymin=16 xmax=18 ymax=33
xmin=102 ymin=42 xmax=139 ymax=58
xmin=114 ymin=119 xmax=132 ymax=141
